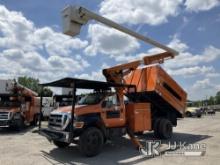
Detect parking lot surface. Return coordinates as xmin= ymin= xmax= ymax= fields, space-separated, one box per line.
xmin=0 ymin=113 xmax=220 ymax=165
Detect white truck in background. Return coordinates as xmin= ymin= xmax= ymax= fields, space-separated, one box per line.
xmin=41 ymin=97 xmax=54 ymax=118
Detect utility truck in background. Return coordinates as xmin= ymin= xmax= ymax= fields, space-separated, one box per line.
xmin=39 ymin=6 xmax=187 ymax=157
xmin=0 ymin=80 xmax=40 ymax=130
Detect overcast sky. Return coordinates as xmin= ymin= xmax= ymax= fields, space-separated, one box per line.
xmin=0 ymin=0 xmax=220 ymax=100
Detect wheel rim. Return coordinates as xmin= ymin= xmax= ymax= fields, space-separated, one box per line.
xmin=86 ymin=132 xmax=100 ymax=150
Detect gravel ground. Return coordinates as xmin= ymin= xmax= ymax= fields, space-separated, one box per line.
xmin=0 ymin=113 xmax=220 ymax=165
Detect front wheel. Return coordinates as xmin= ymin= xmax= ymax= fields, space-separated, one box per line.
xmin=53 ymin=140 xmax=70 ymax=148
xmin=79 ymin=127 xmax=104 ymax=157
xmin=13 ymin=116 xmax=25 ymax=131
xmin=30 ymin=114 xmax=39 ymax=126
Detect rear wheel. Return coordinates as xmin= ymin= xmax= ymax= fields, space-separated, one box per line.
xmin=53 ymin=140 xmax=70 ymax=148
xmin=153 ymin=118 xmax=162 ymax=138
xmin=79 ymin=127 xmax=104 ymax=157
xmin=159 ymin=119 xmax=173 ymax=139
xmin=154 ymin=118 xmax=173 ymax=139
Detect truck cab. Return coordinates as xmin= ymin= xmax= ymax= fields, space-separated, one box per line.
xmin=39 ymin=78 xmax=136 ymax=156
xmin=48 ymin=92 xmax=125 ymax=133
xmin=0 ymin=80 xmax=40 ymax=130
xmin=0 ymin=94 xmax=40 ymax=129
xmin=0 ymin=94 xmax=21 ymax=127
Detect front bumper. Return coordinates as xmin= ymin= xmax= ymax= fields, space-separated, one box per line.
xmin=0 ymin=118 xmax=24 ymax=128
xmin=0 ymin=120 xmax=10 ymax=127
xmin=39 ymin=128 xmax=71 ymax=143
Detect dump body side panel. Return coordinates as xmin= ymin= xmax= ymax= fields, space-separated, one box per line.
xmin=125 ymin=66 xmax=187 ymax=117
xmin=156 ymin=67 xmax=186 ymax=114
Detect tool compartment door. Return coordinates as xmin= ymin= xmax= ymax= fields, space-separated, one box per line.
xmin=126 ymin=103 xmax=151 ymax=132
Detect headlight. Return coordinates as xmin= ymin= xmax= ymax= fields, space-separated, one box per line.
xmin=8 ymin=112 xmax=13 ymax=119
xmin=67 ymin=112 xmax=72 ymax=119
xmin=13 ymin=113 xmax=20 ymax=119
xmin=63 ymin=115 xmax=68 ymax=124
xmin=61 ymin=113 xmax=71 ymax=130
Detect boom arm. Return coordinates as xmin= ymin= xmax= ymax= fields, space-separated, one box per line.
xmin=103 ymin=52 xmax=174 ymax=84
xmin=62 ymin=6 xmax=178 ymax=55
xmin=62 ymin=5 xmax=177 ymax=84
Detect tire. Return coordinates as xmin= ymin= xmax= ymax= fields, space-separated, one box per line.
xmin=197 ymin=114 xmax=201 ymax=118
xmin=15 ymin=117 xmax=25 ymax=131
xmin=185 ymin=112 xmax=192 ymax=117
xmin=79 ymin=127 xmax=104 ymax=157
xmin=30 ymin=114 xmax=39 ymax=126
xmin=159 ymin=119 xmax=173 ymax=139
xmin=53 ymin=140 xmax=70 ymax=148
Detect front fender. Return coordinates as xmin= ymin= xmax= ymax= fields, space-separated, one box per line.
xmin=76 ymin=113 xmax=107 ymax=137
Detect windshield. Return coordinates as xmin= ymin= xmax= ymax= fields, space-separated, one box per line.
xmin=78 ymin=93 xmax=105 ymax=105
xmin=0 ymin=96 xmax=20 ymax=108
xmin=55 ymin=97 xmax=72 ymax=107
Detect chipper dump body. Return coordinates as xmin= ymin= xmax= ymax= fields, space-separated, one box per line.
xmin=125 ymin=65 xmax=187 ymax=118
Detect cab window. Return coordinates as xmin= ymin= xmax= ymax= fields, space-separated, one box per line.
xmin=102 ymin=94 xmax=120 ymax=108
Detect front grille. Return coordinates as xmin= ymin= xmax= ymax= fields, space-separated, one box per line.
xmin=49 ymin=113 xmax=70 ymax=130
xmin=49 ymin=114 xmax=63 ymax=128
xmin=0 ymin=120 xmax=9 ymax=126
xmin=48 ymin=113 xmax=71 ymax=131
xmin=0 ymin=112 xmax=9 ymax=120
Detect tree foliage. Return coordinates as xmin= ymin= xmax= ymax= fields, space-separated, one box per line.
xmin=18 ymin=76 xmax=53 ymax=97
xmin=188 ymin=91 xmax=220 ymax=107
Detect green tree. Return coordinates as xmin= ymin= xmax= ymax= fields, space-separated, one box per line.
xmin=18 ymin=76 xmax=53 ymax=97
xmin=215 ymin=91 xmax=220 ymax=104
xmin=42 ymin=87 xmax=53 ymax=97
xmin=208 ymin=96 xmax=215 ymax=105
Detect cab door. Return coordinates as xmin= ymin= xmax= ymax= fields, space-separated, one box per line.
xmin=101 ymin=94 xmax=125 ymax=127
